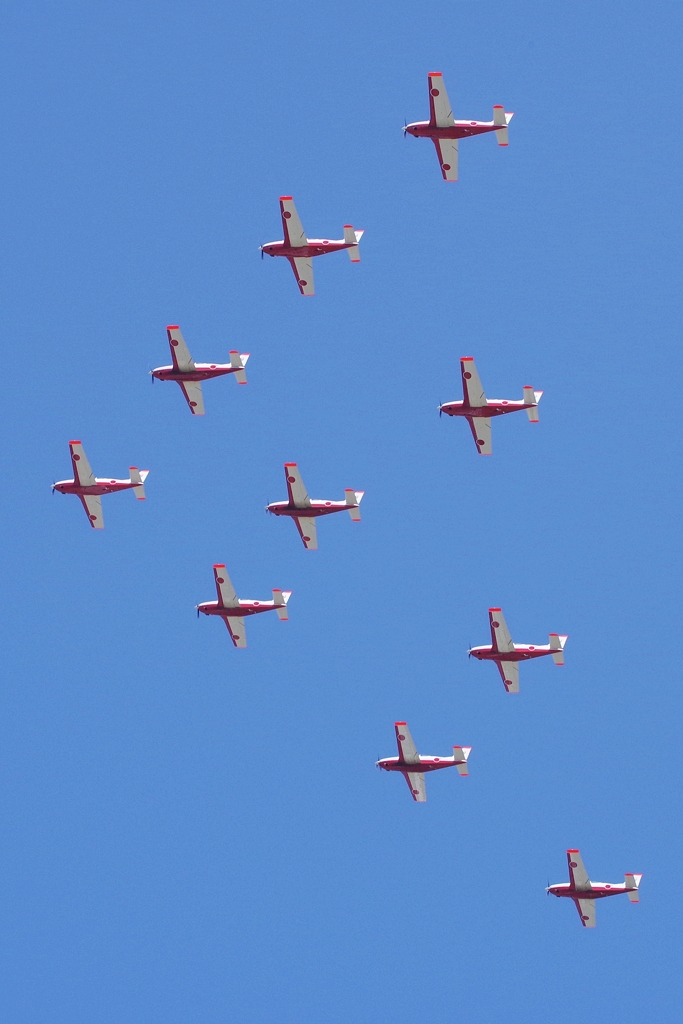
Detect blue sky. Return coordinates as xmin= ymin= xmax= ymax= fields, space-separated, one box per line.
xmin=0 ymin=1 xmax=681 ymax=1021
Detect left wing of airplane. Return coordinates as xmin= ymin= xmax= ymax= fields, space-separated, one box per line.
xmin=427 ymin=72 xmax=455 ymax=127
xmin=395 ymin=722 xmax=420 ymax=764
xmin=495 ymin=659 xmax=519 ymax=693
xmin=289 ymin=256 xmax=315 ymax=296
xmin=432 ymin=137 xmax=459 ymax=181
xmin=284 ymin=463 xmax=311 ymax=508
xmin=167 ymin=325 xmax=195 ymax=373
xmin=567 ymin=850 xmax=592 ymax=891
xmin=214 ymin=565 xmax=239 ymax=608
xmin=489 ymin=608 xmax=515 ymax=653
xmin=293 ymin=516 xmax=318 ymax=550
xmin=574 ymin=898 xmax=596 ymax=928
xmin=223 ymin=615 xmax=246 ymax=648
xmin=69 ymin=441 xmax=96 ymax=487
xmin=179 ymin=380 xmax=205 ymax=415
xmin=79 ymin=493 xmax=104 ymax=529
xmin=279 ymin=196 xmax=307 ymax=247
xmin=403 ymin=771 xmax=426 ymax=802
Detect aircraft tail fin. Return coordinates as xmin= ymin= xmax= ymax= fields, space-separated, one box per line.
xmin=129 ymin=467 xmax=149 ymax=500
xmin=549 ymin=633 xmax=568 ymax=665
xmin=229 ymin=351 xmax=250 ymax=385
xmin=493 ymin=107 xmax=513 ymax=145
xmin=523 ymin=385 xmax=543 ymax=422
xmin=453 ymin=746 xmax=472 ymax=776
xmin=625 ymin=873 xmax=642 ymax=902
xmin=345 ymin=489 xmax=364 ymax=521
xmin=343 ymin=225 xmax=363 ymax=262
xmin=273 ymin=589 xmax=292 ymax=620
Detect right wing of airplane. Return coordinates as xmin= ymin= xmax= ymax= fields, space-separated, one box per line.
xmin=284 ymin=463 xmax=311 ymax=508
xmin=79 ymin=493 xmax=104 ymax=529
xmin=213 ymin=565 xmax=238 ymax=608
xmin=394 ymin=722 xmax=420 ymax=764
xmin=467 ymin=416 xmax=492 ymax=455
xmin=427 ymin=72 xmax=455 ymax=127
xmin=167 ymin=326 xmax=195 ymax=373
xmin=461 ymin=357 xmax=488 ymax=407
xmin=279 ymin=196 xmax=307 ymax=247
xmin=179 ymin=380 xmax=205 ymax=415
xmin=567 ymin=850 xmax=592 ymax=891
xmin=495 ymin=659 xmax=519 ymax=693
xmin=223 ymin=615 xmax=246 ymax=648
xmin=289 ymin=256 xmax=315 ymax=296
xmin=403 ymin=771 xmax=426 ymax=802
xmin=293 ymin=517 xmax=318 ymax=550
xmin=432 ymin=137 xmax=459 ymax=181
xmin=574 ymin=898 xmax=596 ymax=928
xmin=69 ymin=441 xmax=96 ymax=487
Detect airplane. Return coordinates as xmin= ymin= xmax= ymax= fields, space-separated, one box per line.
xmin=439 ymin=357 xmax=542 ymax=455
xmin=151 ymin=325 xmax=249 ymax=415
xmin=404 ymin=71 xmax=513 ymax=181
xmin=53 ymin=440 xmax=148 ymax=529
xmin=377 ymin=721 xmax=471 ymax=802
xmin=196 ymin=564 xmax=291 ymax=648
xmin=260 ymin=196 xmax=363 ymax=296
xmin=266 ymin=463 xmax=364 ymax=549
xmin=547 ymin=849 xmax=642 ymax=928
xmin=469 ymin=608 xmax=567 ymax=693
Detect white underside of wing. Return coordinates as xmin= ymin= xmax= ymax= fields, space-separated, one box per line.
xmin=496 ymin=660 xmax=519 ymax=693
xmin=79 ymin=493 xmax=104 ymax=529
xmin=468 ymin=416 xmax=492 ymax=455
xmin=404 ymin=772 xmax=426 ymax=802
xmin=291 ymin=257 xmax=315 ymax=296
xmin=179 ymin=380 xmax=205 ymax=415
xmin=434 ymin=137 xmax=459 ymax=181
xmin=224 ymin=616 xmax=246 ymax=648
xmin=294 ymin=517 xmax=318 ymax=550
xmin=576 ymin=898 xmax=596 ymax=928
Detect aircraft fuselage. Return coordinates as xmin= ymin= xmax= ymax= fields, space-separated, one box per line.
xmin=405 ymin=120 xmax=499 ymax=140
xmin=53 ymin=478 xmax=135 ymax=496
xmin=440 ymin=400 xmax=529 ymax=418
xmin=152 ymin=363 xmax=237 ymax=382
xmin=267 ymin=500 xmax=356 ymax=518
xmin=261 ymin=239 xmax=354 ymax=258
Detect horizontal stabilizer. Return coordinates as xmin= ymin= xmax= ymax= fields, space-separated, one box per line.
xmin=493 ymin=108 xmax=513 ymax=145
xmin=343 ymin=225 xmax=363 ymax=262
xmin=129 ymin=467 xmax=148 ymax=500
xmin=523 ymin=385 xmax=543 ymax=422
xmin=625 ymin=873 xmax=642 ymax=901
xmin=230 ymin=351 xmax=250 ymax=384
xmin=549 ymin=633 xmax=568 ymax=665
xmin=273 ymin=589 xmax=292 ymax=620
xmin=345 ymin=489 xmax=364 ymax=521
xmin=453 ymin=746 xmax=471 ymax=776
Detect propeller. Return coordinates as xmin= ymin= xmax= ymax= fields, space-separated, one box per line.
xmin=438 ymin=401 xmax=444 ymax=418
xmin=402 ymin=116 xmax=410 ymax=137
xmin=196 ymin=605 xmax=200 ymax=619
xmin=51 ymin=482 xmax=56 ymax=494
xmin=259 ymin=246 xmax=264 ymax=260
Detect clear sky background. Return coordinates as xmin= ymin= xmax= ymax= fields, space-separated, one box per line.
xmin=0 ymin=1 xmax=681 ymax=1021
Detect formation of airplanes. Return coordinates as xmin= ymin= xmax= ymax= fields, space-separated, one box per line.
xmin=52 ymin=71 xmax=640 ymax=930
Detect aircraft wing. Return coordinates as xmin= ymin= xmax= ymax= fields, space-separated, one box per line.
xmin=489 ymin=608 xmax=515 ymax=652
xmin=69 ymin=441 xmax=96 ymax=487
xmin=403 ymin=771 xmax=426 ymax=802
xmin=224 ymin=615 xmax=246 ymax=648
xmin=432 ymin=137 xmax=459 ymax=181
xmin=467 ymin=416 xmax=492 ymax=455
xmin=395 ymin=722 xmax=420 ymax=764
xmin=213 ymin=565 xmax=239 ymax=608
xmin=574 ymin=898 xmax=596 ymax=928
xmin=495 ymin=659 xmax=519 ymax=693
xmin=460 ymin=357 xmax=488 ymax=407
xmin=293 ymin=517 xmax=318 ymax=550
xmin=284 ymin=463 xmax=311 ymax=507
xmin=279 ymin=196 xmax=307 ymax=247
xmin=567 ymin=850 xmax=592 ymax=891
xmin=427 ymin=72 xmax=455 ymax=127
xmin=289 ymin=257 xmax=315 ymax=296
xmin=167 ymin=325 xmax=195 ymax=372
xmin=178 ymin=380 xmax=205 ymax=415
xmin=79 ymin=493 xmax=104 ymax=529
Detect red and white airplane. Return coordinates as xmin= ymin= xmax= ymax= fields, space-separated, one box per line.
xmin=439 ymin=357 xmax=542 ymax=455
xmin=377 ymin=721 xmax=471 ymax=802
xmin=266 ymin=463 xmax=364 ymax=550
xmin=53 ymin=441 xmax=148 ymax=529
xmin=548 ymin=849 xmax=642 ymax=928
xmin=260 ymin=196 xmax=363 ymax=296
xmin=404 ymin=72 xmax=513 ymax=181
xmin=197 ymin=564 xmax=291 ymax=648
xmin=469 ymin=608 xmax=567 ymax=693
xmin=151 ymin=325 xmax=249 ymax=415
